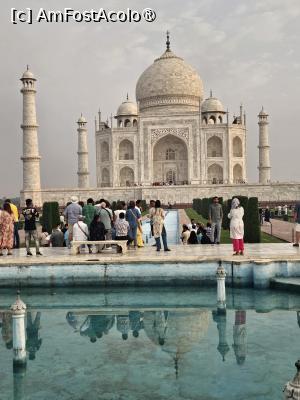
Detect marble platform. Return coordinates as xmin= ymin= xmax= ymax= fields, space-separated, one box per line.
xmin=0 ymin=243 xmax=299 ymax=266
xmin=0 ymin=244 xmax=300 ymax=289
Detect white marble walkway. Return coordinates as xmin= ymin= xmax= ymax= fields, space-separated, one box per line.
xmin=0 ymin=243 xmax=300 ymax=266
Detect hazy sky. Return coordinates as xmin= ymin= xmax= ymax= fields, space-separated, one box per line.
xmin=1 ymin=0 xmax=300 ymax=197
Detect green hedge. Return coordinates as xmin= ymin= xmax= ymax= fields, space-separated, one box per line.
xmin=222 ymin=200 xmax=231 ymax=230
xmin=192 ymin=199 xmax=202 ymax=215
xmin=42 ymin=202 xmax=60 ymax=233
xmin=245 ymin=197 xmax=261 ymax=243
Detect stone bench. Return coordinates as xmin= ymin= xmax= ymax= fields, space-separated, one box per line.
xmin=71 ymin=240 xmax=127 ymax=255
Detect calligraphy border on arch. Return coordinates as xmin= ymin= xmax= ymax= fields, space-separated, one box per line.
xmin=150 ymin=127 xmax=189 ymax=144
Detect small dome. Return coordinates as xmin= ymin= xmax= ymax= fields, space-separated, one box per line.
xmin=21 ymin=67 xmax=35 ymax=80
xmin=258 ymin=107 xmax=268 ymax=116
xmin=116 ymin=98 xmax=138 ymax=116
xmin=77 ymin=115 xmax=86 ymax=123
xmin=202 ymin=93 xmax=224 ymax=113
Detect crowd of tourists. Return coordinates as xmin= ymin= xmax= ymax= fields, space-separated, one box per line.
xmin=1 ymin=195 xmax=300 ymax=256
xmin=61 ymin=197 xmax=170 ymax=254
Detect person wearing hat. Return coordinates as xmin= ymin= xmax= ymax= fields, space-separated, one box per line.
xmin=63 ymin=196 xmax=82 ymax=245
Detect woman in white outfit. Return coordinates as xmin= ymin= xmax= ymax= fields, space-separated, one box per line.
xmin=228 ymin=198 xmax=244 ymax=256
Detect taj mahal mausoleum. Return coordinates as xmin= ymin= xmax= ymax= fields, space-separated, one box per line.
xmin=19 ymin=33 xmax=300 ymax=206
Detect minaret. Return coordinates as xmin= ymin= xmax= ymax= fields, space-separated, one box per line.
xmin=212 ymin=310 xmax=230 ymax=362
xmin=11 ymin=292 xmax=27 ymax=400
xmin=20 ymin=66 xmax=42 ymax=206
xmin=77 ymin=114 xmax=89 ymax=188
xmin=258 ymin=107 xmax=271 ymax=184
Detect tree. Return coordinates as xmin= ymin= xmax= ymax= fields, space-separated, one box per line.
xmin=140 ymin=200 xmax=148 ymax=212
xmin=192 ymin=198 xmax=202 ymax=215
xmin=222 ymin=200 xmax=230 ymax=230
xmin=42 ymin=202 xmax=60 ymax=233
xmin=245 ymin=197 xmax=261 ymax=243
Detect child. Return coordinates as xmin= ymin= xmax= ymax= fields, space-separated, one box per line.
xmin=181 ymin=224 xmax=190 ymax=245
xmin=206 ymin=222 xmax=212 ymax=242
xmin=115 ymin=212 xmax=129 ymax=241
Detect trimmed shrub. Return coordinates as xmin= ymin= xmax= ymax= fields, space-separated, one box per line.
xmin=140 ymin=200 xmax=148 ymax=212
xmin=42 ymin=202 xmax=60 ymax=233
xmin=202 ymin=198 xmax=210 ymax=219
xmin=245 ymin=197 xmax=261 ymax=243
xmin=222 ymin=200 xmax=230 ymax=230
xmin=192 ymin=198 xmax=202 ymax=215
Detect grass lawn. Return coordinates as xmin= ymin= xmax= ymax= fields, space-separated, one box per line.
xmin=185 ymin=208 xmax=285 ymax=244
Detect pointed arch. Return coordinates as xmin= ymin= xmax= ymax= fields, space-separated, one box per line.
xmin=101 ymin=141 xmax=109 ymax=162
xmin=208 ymin=115 xmax=216 ymax=124
xmin=208 ymin=163 xmax=223 ymax=184
xmin=207 ymin=136 xmax=223 ymax=157
xmin=119 ymin=139 xmax=134 ymax=160
xmin=233 ymin=164 xmax=243 ymax=183
xmin=120 ymin=166 xmax=134 ymax=186
xmin=153 ymin=134 xmax=188 ymax=185
xmin=101 ymin=168 xmax=110 ymax=187
xmin=233 ymin=136 xmax=243 ymax=157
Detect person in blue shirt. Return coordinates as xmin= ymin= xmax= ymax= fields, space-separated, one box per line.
xmin=125 ymin=200 xmax=141 ymax=249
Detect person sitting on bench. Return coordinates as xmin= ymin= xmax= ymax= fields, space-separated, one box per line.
xmin=115 ymin=212 xmax=129 ymax=241
xmin=73 ymin=215 xmax=89 ymax=254
xmin=89 ymin=215 xmax=107 ymax=253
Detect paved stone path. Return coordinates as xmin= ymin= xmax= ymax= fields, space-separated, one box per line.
xmin=178 ymin=209 xmax=190 ymax=226
xmin=261 ymin=219 xmax=295 ymax=243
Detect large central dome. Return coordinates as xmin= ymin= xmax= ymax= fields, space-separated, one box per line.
xmin=136 ymin=40 xmax=204 ymax=112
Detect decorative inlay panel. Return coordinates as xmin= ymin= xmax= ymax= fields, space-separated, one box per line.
xmin=151 ymin=127 xmax=189 ymax=144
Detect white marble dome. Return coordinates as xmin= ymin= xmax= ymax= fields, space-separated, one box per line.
xmin=136 ymin=48 xmax=204 ymax=112
xmin=21 ymin=68 xmax=35 ymax=80
xmin=77 ymin=114 xmax=86 ymax=123
xmin=116 ymin=99 xmax=138 ymax=116
xmin=258 ymin=106 xmax=268 ymax=116
xmin=202 ymin=94 xmax=224 ymax=113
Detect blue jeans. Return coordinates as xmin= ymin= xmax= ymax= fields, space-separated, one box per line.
xmin=14 ymin=222 xmax=20 ymax=248
xmin=155 ymin=225 xmax=168 ymax=250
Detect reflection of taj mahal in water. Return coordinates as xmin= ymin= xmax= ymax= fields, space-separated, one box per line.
xmin=19 ymin=33 xmax=300 ymax=206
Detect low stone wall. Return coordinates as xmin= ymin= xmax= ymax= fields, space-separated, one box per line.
xmin=21 ymin=182 xmax=300 ymax=206
xmin=1 ymin=260 xmax=300 ymax=288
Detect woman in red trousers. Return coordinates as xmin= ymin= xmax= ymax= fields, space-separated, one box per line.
xmin=228 ymin=198 xmax=245 ymax=256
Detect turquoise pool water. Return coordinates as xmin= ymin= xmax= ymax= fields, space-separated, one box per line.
xmin=0 ymin=287 xmax=299 ymax=400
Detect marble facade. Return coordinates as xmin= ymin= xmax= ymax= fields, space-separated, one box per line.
xmin=20 ymin=35 xmax=296 ymax=206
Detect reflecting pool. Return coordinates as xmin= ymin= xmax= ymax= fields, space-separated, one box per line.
xmin=143 ymin=210 xmax=179 ymax=245
xmin=0 ymin=287 xmax=299 ymax=399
